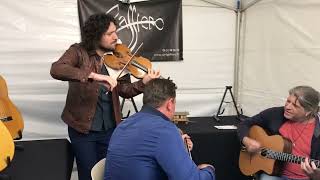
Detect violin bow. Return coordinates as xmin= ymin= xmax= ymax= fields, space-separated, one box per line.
xmin=116 ymin=43 xmax=144 ymax=80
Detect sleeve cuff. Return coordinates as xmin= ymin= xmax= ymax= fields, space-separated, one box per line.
xmin=202 ymin=166 xmax=216 ymax=179
xmin=79 ymin=70 xmax=92 ymax=83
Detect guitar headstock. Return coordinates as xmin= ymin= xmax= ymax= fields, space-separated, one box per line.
xmin=0 ymin=75 xmax=9 ymax=97
xmin=0 ymin=75 xmax=24 ymax=139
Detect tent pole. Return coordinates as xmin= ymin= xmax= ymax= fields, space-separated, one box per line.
xmin=234 ymin=0 xmax=263 ymax=104
xmin=199 ymin=0 xmax=237 ymax=11
xmin=233 ymin=0 xmax=241 ymax=105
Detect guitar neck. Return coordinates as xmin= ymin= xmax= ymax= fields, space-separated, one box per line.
xmin=263 ymin=149 xmax=320 ymax=168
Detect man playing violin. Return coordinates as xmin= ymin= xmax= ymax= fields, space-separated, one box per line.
xmin=50 ymin=13 xmax=160 ymax=180
xmin=105 ymin=79 xmax=216 ymax=180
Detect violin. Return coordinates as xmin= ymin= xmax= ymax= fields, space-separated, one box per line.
xmin=103 ymin=44 xmax=153 ymax=79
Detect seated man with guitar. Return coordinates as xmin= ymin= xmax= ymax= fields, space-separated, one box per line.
xmin=238 ymin=86 xmax=320 ymax=180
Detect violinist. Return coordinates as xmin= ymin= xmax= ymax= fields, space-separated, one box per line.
xmin=50 ymin=13 xmax=160 ymax=180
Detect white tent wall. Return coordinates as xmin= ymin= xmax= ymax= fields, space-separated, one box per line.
xmin=0 ymin=0 xmax=80 ymax=139
xmin=0 ymin=0 xmax=236 ymax=139
xmin=238 ymin=0 xmax=320 ymax=116
xmin=124 ymin=0 xmax=237 ymax=118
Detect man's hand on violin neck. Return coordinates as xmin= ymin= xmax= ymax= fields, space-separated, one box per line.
xmin=142 ymin=69 xmax=161 ymax=84
xmin=89 ymin=72 xmax=117 ymax=91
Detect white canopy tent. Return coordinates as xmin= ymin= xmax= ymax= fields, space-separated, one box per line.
xmin=238 ymin=0 xmax=320 ymax=115
xmin=0 ymin=0 xmax=319 ymax=139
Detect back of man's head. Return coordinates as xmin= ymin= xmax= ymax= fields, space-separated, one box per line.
xmin=143 ymin=79 xmax=177 ymax=108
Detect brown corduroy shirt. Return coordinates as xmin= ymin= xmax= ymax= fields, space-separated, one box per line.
xmin=50 ymin=43 xmax=145 ymax=133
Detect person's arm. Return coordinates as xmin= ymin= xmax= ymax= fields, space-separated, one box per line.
xmin=237 ymin=108 xmax=279 ymax=152
xmin=238 ymin=109 xmax=269 ymax=140
xmin=50 ymin=44 xmax=92 ymax=82
xmin=155 ymin=125 xmax=215 ymax=180
xmin=117 ymin=69 xmax=160 ymax=98
xmin=116 ymin=74 xmax=145 ymax=98
xmin=50 ymin=44 xmax=117 ymax=90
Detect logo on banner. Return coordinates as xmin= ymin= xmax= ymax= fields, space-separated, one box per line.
xmin=78 ymin=0 xmax=182 ymax=61
xmin=106 ymin=4 xmax=164 ymax=51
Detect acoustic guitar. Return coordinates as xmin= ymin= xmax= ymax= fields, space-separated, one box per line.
xmin=0 ymin=121 xmax=14 ymax=172
xmin=239 ymin=125 xmax=320 ymax=176
xmin=0 ymin=75 xmax=24 ymax=139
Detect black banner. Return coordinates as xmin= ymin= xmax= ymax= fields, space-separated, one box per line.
xmin=78 ymin=0 xmax=183 ymax=61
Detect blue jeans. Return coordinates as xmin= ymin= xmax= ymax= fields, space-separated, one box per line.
xmin=260 ymin=173 xmax=309 ymax=180
xmin=68 ymin=127 xmax=114 ymax=180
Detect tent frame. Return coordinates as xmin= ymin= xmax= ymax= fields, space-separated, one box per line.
xmin=199 ymin=0 xmax=264 ymax=107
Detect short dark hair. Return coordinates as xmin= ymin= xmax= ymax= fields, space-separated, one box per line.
xmin=80 ymin=13 xmax=117 ymax=51
xmin=289 ymin=86 xmax=320 ymax=118
xmin=143 ymin=79 xmax=177 ymax=108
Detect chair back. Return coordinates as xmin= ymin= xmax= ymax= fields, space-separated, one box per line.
xmin=91 ymin=158 xmax=106 ymax=180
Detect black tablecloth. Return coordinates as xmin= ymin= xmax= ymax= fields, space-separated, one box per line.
xmin=178 ymin=116 xmax=251 ymax=180
xmin=0 ymin=117 xmax=251 ymax=180
xmin=0 ymin=139 xmax=73 ymax=180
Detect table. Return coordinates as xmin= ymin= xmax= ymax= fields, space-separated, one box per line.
xmin=177 ymin=116 xmax=251 ymax=180
xmin=0 ymin=139 xmax=74 ymax=180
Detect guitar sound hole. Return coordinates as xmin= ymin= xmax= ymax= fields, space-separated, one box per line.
xmin=261 ymin=149 xmax=268 ymax=157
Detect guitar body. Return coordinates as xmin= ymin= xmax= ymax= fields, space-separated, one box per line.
xmin=0 ymin=75 xmax=24 ymax=139
xmin=239 ymin=125 xmax=292 ymax=176
xmin=0 ymin=121 xmax=14 ymax=172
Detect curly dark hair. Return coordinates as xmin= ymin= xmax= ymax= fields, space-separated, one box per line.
xmin=80 ymin=13 xmax=117 ymax=51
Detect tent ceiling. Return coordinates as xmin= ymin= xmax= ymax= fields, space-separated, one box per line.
xmin=199 ymin=0 xmax=238 ymax=10
xmin=197 ymin=0 xmax=264 ymax=12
